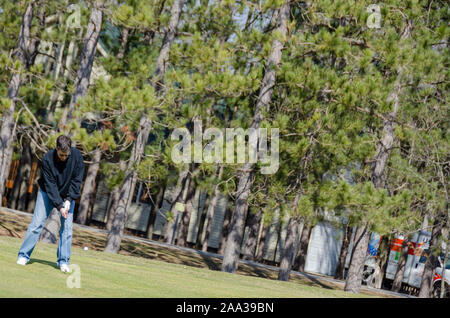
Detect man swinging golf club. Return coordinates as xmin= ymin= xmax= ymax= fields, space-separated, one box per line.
xmin=16 ymin=135 xmax=84 ymax=272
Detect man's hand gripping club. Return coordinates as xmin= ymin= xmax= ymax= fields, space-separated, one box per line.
xmin=60 ymin=200 xmax=71 ymax=218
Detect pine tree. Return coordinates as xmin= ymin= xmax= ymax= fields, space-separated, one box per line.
xmin=105 ymin=0 xmax=186 ymax=253
xmin=0 ymin=1 xmax=44 ymax=206
xmin=221 ymin=0 xmax=291 ymax=274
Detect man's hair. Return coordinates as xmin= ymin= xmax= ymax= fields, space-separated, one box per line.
xmin=56 ymin=135 xmax=72 ymax=152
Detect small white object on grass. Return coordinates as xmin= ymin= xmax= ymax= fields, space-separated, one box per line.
xmin=84 ymin=246 xmax=89 ymax=251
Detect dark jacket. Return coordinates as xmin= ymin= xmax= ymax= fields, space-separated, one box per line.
xmin=37 ymin=147 xmax=85 ymax=211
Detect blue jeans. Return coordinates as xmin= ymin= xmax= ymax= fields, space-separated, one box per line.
xmin=17 ymin=189 xmax=75 ymax=267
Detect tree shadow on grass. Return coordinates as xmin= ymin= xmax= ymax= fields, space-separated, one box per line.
xmin=237 ymin=264 xmax=274 ymax=280
xmin=295 ymin=274 xmax=335 ymax=290
xmin=28 ymin=258 xmax=59 ymax=269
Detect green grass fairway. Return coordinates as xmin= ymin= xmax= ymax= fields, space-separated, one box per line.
xmin=0 ymin=236 xmax=373 ymax=298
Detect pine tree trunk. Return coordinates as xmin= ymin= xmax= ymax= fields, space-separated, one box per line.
xmin=419 ymin=209 xmax=447 ymax=298
xmin=345 ymin=24 xmax=412 ymax=294
xmin=278 ymin=217 xmax=300 ymax=281
xmin=344 ymin=224 xmax=370 ymax=293
xmin=195 ymin=193 xmax=210 ymax=250
xmin=17 ymin=158 xmax=33 ymax=212
xmin=273 ymin=221 xmax=283 ymax=263
xmin=76 ymin=148 xmax=101 ymax=224
xmin=104 ymin=117 xmax=151 ymax=253
xmin=63 ymin=2 xmax=103 ymax=124
xmin=242 ymin=209 xmax=262 ymax=260
xmin=107 ymin=0 xmax=184 ymax=251
xmin=294 ymin=223 xmax=312 ymax=272
xmin=0 ymin=144 xmax=15 ymax=207
xmin=152 ymin=0 xmax=185 ymax=94
xmin=221 ymin=0 xmax=290 ymax=274
xmin=106 ymin=160 xmax=126 ymax=231
xmin=18 ymin=157 xmax=36 ymax=212
xmin=86 ymin=183 xmax=97 ymax=225
xmin=177 ymin=176 xmax=197 ymax=247
xmin=392 ymin=237 xmax=409 ymax=292
xmin=255 ymin=224 xmax=268 ymax=263
xmin=200 ymin=194 xmax=215 ymax=252
xmin=104 ymin=168 xmax=136 ymax=252
xmin=218 ymin=204 xmax=232 ymax=255
xmin=163 ymin=215 xmax=175 ymax=244
xmin=345 ymin=95 xmax=398 ymax=290
xmin=0 ymin=2 xmax=41 ymax=206
xmin=344 ymin=102 xmax=397 ymax=291
xmin=116 ymin=27 xmax=130 ymax=60
xmin=47 ymin=16 xmax=66 ymax=122
xmin=345 ymin=71 xmax=400 ymax=292
xmin=10 ymin=159 xmax=22 ymax=209
xmin=146 ymin=183 xmax=166 ymax=239
xmin=164 ymin=169 xmax=189 ymax=244
xmin=27 ymin=165 xmax=40 ymax=213
xmin=202 ymin=165 xmax=223 ymax=252
xmin=334 ymin=224 xmax=351 ymax=280
xmin=106 ymin=185 xmax=120 ymax=231
xmin=10 ymin=144 xmax=32 ymax=210
xmin=48 ymin=28 xmax=80 ymax=123
xmin=222 ymin=170 xmax=253 ymax=271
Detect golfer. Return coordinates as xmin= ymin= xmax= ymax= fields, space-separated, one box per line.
xmin=16 ymin=135 xmax=84 ymax=272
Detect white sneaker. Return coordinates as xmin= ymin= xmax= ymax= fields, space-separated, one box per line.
xmin=16 ymin=257 xmax=28 ymax=266
xmin=60 ymin=264 xmax=72 ymax=273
